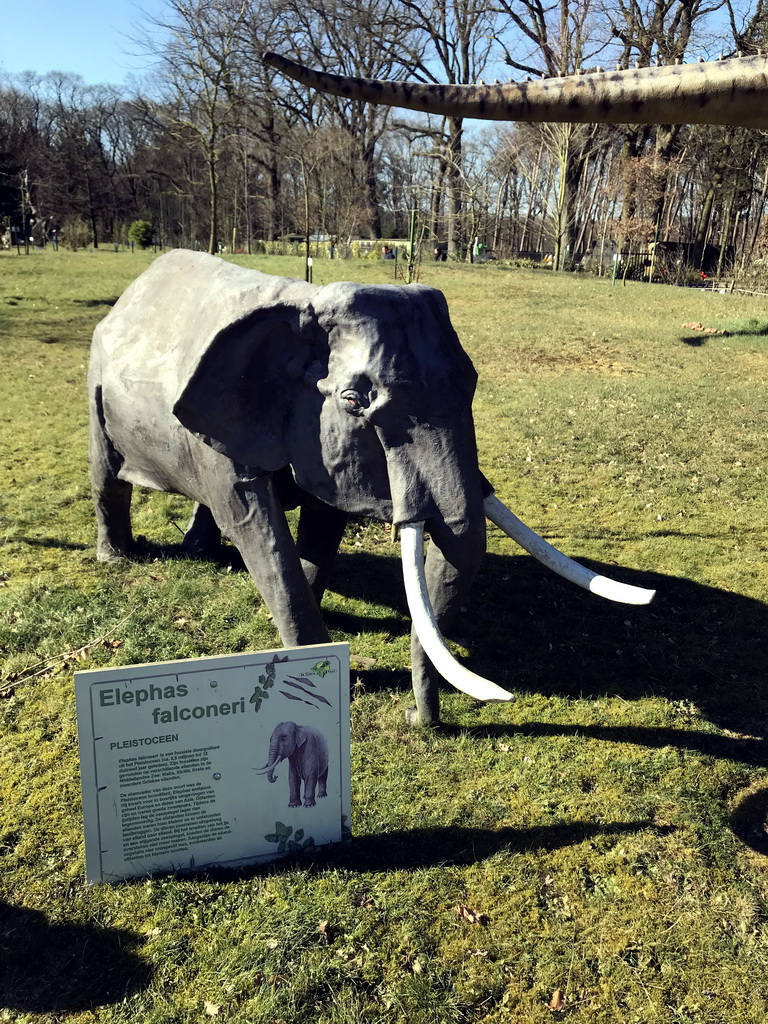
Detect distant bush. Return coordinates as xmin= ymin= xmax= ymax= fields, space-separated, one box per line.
xmin=500 ymin=257 xmax=551 ymax=270
xmin=61 ymin=215 xmax=91 ymax=250
xmin=128 ymin=220 xmax=154 ymax=249
xmin=248 ymin=238 xmax=407 ymax=260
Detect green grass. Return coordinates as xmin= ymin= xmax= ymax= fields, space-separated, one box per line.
xmin=2 ymin=249 xmax=768 ymax=1023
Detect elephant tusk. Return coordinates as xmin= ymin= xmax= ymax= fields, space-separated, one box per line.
xmin=484 ymin=494 xmax=656 ymax=605
xmin=400 ymin=522 xmax=514 ymax=704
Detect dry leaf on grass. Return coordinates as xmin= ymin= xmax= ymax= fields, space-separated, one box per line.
xmin=548 ymin=988 xmax=565 ymax=1012
xmin=203 ymin=1000 xmax=220 ymax=1016
xmin=318 ymin=919 xmax=331 ymax=943
xmin=681 ymin=321 xmax=729 ymax=336
xmin=454 ymin=905 xmax=488 ymax=925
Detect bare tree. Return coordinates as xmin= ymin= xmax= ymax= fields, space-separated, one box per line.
xmin=493 ymin=0 xmax=606 ymax=266
xmin=393 ymin=0 xmax=501 ymax=253
xmin=141 ymin=0 xmax=249 ymax=253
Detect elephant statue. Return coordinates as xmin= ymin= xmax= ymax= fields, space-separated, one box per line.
xmin=89 ymin=249 xmax=653 ymax=726
xmin=254 ymin=722 xmax=328 ymax=808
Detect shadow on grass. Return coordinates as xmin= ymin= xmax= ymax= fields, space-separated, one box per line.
xmin=124 ymin=535 xmax=768 ymax=741
xmin=14 ymin=536 xmax=88 ymax=551
xmin=451 ymin=722 xmax=768 ymax=768
xmin=680 ymin=321 xmax=768 ymax=346
xmin=195 ymin=821 xmax=670 ymax=883
xmin=128 ymin=536 xmax=409 ymax=637
xmin=730 ymin=784 xmax=768 ymax=854
xmin=731 ymin=321 xmax=768 ymax=337
xmin=0 ymin=901 xmax=152 ymax=1012
xmin=328 ymin=821 xmax=672 ymax=870
xmin=72 ymin=297 xmax=118 ymax=307
xmin=326 ymin=548 xmax=768 ymax=731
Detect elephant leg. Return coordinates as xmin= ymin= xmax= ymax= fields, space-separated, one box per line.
xmin=296 ymin=499 xmax=349 ymax=604
xmin=408 ymin=518 xmax=486 ymax=727
xmin=182 ymin=503 xmax=222 ymax=559
xmin=302 ymin=769 xmax=318 ymax=807
xmin=210 ymin=475 xmax=330 ymax=648
xmin=317 ymin=765 xmax=328 ymax=799
xmin=288 ymin=761 xmax=302 ymax=808
xmin=89 ymin=386 xmax=133 ymax=561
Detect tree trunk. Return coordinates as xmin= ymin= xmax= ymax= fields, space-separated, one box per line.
xmin=446 ymin=118 xmax=463 ymax=255
xmin=208 ymin=150 xmax=218 ymax=255
xmin=691 ymin=131 xmax=733 ymax=269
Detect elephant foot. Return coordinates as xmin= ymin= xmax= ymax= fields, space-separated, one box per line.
xmin=182 ymin=503 xmax=222 ymax=560
xmin=96 ymin=544 xmax=129 ymax=563
xmin=303 ymin=798 xmax=316 ymax=807
xmin=405 ymin=705 xmax=439 ymax=728
xmin=289 ymin=800 xmax=300 ymax=808
xmin=182 ymin=535 xmax=223 ymax=561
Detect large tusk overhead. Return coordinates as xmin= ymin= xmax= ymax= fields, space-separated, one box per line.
xmin=262 ymin=51 xmax=768 ymax=130
xmin=484 ymin=494 xmax=655 ymax=605
xmin=400 ymin=522 xmax=514 ymax=703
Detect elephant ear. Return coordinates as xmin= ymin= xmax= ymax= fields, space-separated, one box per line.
xmin=294 ymin=725 xmax=309 ymax=748
xmin=173 ymin=306 xmax=313 ymax=470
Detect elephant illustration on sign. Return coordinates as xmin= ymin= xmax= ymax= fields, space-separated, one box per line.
xmin=89 ymin=249 xmax=653 ymax=727
xmin=254 ymin=722 xmax=329 ymax=808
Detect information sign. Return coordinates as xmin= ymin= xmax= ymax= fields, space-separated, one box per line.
xmin=75 ymin=643 xmax=350 ymax=883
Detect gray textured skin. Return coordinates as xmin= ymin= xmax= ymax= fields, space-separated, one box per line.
xmin=90 ymin=249 xmax=489 ymax=726
xmin=257 ymin=722 xmax=329 ymax=808
xmin=263 ymin=51 xmax=768 ymax=129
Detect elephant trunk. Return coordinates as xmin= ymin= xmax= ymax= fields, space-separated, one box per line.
xmin=253 ymin=739 xmax=282 ymax=781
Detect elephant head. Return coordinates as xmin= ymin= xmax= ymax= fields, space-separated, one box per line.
xmin=254 ymin=721 xmax=305 ymax=782
xmin=174 ymin=277 xmax=482 ymax=526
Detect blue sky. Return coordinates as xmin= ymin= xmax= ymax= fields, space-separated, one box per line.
xmin=0 ymin=0 xmax=735 ymax=88
xmin=0 ymin=0 xmax=167 ymax=86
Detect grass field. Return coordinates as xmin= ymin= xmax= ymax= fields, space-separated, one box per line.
xmin=1 ymin=248 xmax=768 ymax=1023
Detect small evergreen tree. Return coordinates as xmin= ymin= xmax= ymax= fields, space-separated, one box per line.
xmin=128 ymin=220 xmax=153 ymax=248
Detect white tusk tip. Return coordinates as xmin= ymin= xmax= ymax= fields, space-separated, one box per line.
xmin=588 ymin=577 xmax=656 ymax=605
xmin=400 ymin=521 xmax=515 ymax=703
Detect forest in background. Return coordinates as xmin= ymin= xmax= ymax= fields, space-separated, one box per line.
xmin=4 ymin=0 xmax=768 ymax=279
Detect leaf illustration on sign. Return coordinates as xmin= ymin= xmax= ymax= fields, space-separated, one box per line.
xmin=263 ymin=821 xmax=315 ymax=855
xmin=249 ymin=660 xmax=277 ymax=712
xmin=312 ymin=660 xmax=332 ymax=677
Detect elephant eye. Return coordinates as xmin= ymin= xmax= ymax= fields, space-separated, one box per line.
xmin=341 ymin=389 xmax=366 ymax=415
